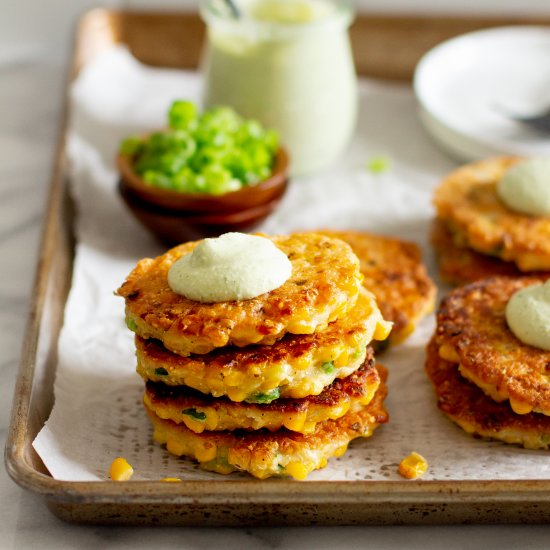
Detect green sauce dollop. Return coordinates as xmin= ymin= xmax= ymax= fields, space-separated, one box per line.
xmin=497 ymin=158 xmax=550 ymax=216
xmin=506 ymin=280 xmax=550 ymax=351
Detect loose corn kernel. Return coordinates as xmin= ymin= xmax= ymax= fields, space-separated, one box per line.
xmin=285 ymin=462 xmax=309 ymax=480
xmin=161 ymin=477 xmax=182 ymax=482
xmin=109 ymin=457 xmax=134 ymax=481
xmin=398 ymin=452 xmax=428 ymax=479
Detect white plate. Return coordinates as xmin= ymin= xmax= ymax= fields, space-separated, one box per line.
xmin=414 ymin=26 xmax=550 ymax=161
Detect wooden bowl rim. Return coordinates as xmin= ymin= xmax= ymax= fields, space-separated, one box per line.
xmin=116 ymin=145 xmax=289 ymax=212
xmin=119 ymin=183 xmax=282 ymax=224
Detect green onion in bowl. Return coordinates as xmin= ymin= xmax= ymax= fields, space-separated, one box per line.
xmin=119 ymin=101 xmax=279 ymax=196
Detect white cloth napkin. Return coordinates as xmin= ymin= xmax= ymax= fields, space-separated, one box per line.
xmin=33 ymin=46 xmax=550 ymax=481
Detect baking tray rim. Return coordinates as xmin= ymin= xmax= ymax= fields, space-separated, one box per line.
xmin=6 ymin=6 xmax=550 ymax=519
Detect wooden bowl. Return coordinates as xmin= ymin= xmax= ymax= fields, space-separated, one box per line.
xmin=117 ymin=149 xmax=289 ymax=245
xmin=117 ymin=148 xmax=289 ymax=214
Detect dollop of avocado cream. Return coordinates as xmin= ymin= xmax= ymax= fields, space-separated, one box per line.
xmin=497 ymin=158 xmax=550 ymax=216
xmin=168 ymin=233 xmax=292 ymax=303
xmin=505 ymin=280 xmax=550 ymax=351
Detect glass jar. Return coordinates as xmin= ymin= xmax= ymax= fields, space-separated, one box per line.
xmin=200 ymin=0 xmax=358 ymax=176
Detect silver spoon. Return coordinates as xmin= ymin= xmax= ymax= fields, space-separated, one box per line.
xmin=224 ymin=0 xmax=241 ymax=18
xmin=498 ymin=104 xmax=550 ymax=134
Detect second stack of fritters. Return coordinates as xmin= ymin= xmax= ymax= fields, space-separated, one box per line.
xmin=432 ymin=157 xmax=550 ymax=286
xmin=118 ymin=232 xmax=392 ymax=479
xmin=317 ymin=230 xmax=436 ymax=347
xmin=426 ymin=276 xmax=550 ymax=449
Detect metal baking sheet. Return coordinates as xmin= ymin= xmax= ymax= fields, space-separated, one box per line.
xmin=6 ymin=8 xmax=550 ymax=526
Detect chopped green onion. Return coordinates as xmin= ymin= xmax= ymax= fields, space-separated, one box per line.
xmin=321 ymin=361 xmax=335 ymax=374
xmin=182 ymin=408 xmax=207 ymax=421
xmin=120 ymin=135 xmax=144 ymax=156
xmin=125 ymin=317 xmax=138 ymax=332
xmin=246 ymin=388 xmax=280 ymax=404
xmin=154 ymin=367 xmax=169 ymax=376
xmin=121 ymin=101 xmax=279 ymax=195
xmin=366 ymin=155 xmax=391 ymax=174
xmin=169 ymin=100 xmax=198 ymax=130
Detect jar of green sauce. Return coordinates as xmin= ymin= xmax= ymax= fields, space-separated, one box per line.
xmin=200 ymin=0 xmax=358 ymax=176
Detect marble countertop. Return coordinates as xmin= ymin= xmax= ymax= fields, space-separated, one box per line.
xmin=3 ymin=6 xmax=550 ymax=548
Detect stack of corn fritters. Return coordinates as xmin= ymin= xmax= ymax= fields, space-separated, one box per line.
xmin=117 ymin=232 xmax=392 ymax=479
xmin=426 ymin=276 xmax=550 ymax=449
xmin=432 ymin=156 xmax=550 ymax=286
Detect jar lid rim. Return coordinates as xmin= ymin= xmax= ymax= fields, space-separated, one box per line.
xmin=200 ymin=0 xmax=354 ymax=35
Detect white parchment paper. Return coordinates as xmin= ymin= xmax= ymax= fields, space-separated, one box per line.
xmin=33 ymin=47 xmax=550 ymax=482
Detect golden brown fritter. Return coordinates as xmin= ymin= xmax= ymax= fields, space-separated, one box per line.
xmin=136 ymin=288 xmax=390 ymax=401
xmin=425 ymin=338 xmax=550 ymax=450
xmin=433 ymin=156 xmax=550 ymax=272
xmin=430 ymin=218 xmax=530 ymax=286
xmin=117 ymin=233 xmax=364 ymax=356
xmin=435 ymin=276 xmax=550 ymax=416
xmin=146 ymin=366 xmax=389 ymax=480
xmin=318 ymin=230 xmax=436 ymax=344
xmin=144 ymin=357 xmax=380 ymax=435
